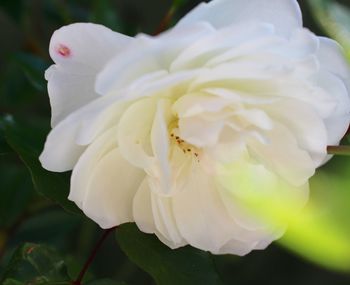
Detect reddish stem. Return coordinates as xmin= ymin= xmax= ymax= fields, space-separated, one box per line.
xmin=72 ymin=227 xmax=117 ymax=285
xmin=153 ymin=7 xmax=175 ymax=35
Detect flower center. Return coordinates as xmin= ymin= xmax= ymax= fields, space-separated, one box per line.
xmin=170 ymin=130 xmax=200 ymax=162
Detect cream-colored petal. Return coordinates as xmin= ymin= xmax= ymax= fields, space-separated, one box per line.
xmin=133 ymin=178 xmax=156 ymax=234
xmin=39 ymin=117 xmax=86 ymax=172
xmin=172 ymin=92 xmax=231 ymax=118
xmin=178 ymin=116 xmax=224 ymax=147
xmin=247 ymin=123 xmax=315 ymax=186
xmin=45 ymin=65 xmax=98 ymax=127
xmin=177 ymin=0 xmax=302 ymax=37
xmin=82 ymin=148 xmax=145 ymax=229
xmin=316 ymin=70 xmax=350 ymax=148
xmin=206 ymin=28 xmax=318 ymax=68
xmin=172 ymin=166 xmax=271 ymax=254
xmin=317 ymin=70 xmax=350 ymax=118
xmin=49 ymin=23 xmax=130 ymax=68
xmin=150 ymin=99 xmax=173 ymax=195
xmin=133 ymin=178 xmax=186 ymax=249
xmin=170 ymin=22 xmax=275 ymax=71
xmin=262 ymin=98 xmax=329 ymax=166
xmin=40 ymin=95 xmax=126 ymax=172
xmin=150 ymin=193 xmax=185 ymax=247
xmin=317 ymin=37 xmax=350 ymax=80
xmin=216 ymin=159 xmax=309 ymax=232
xmin=117 ymin=98 xmax=156 ymax=170
xmin=95 ymin=22 xmax=214 ymax=96
xmin=47 ymin=23 xmax=130 ymax=126
xmin=69 ymin=127 xmax=118 ymax=207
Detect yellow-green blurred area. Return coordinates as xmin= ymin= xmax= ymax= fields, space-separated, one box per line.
xmin=218 ymin=154 xmax=350 ymax=272
xmin=1 ymin=0 xmax=350 ymax=285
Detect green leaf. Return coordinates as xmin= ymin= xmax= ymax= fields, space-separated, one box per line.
xmin=172 ymin=0 xmax=188 ymax=9
xmin=1 ymin=243 xmax=71 ymax=284
xmin=0 ymin=130 xmax=12 ymax=156
xmin=116 ymin=223 xmax=224 ymax=285
xmin=0 ymin=164 xmax=33 ymax=228
xmin=0 ymin=115 xmax=81 ymax=215
xmin=86 ymin=279 xmax=128 ymax=285
xmin=308 ymin=0 xmax=350 ymax=61
xmin=3 ymin=279 xmax=24 ymax=285
xmin=11 ymin=53 xmax=49 ymax=92
xmin=90 ymin=0 xmax=122 ymax=31
xmin=0 ymin=0 xmax=24 ymax=21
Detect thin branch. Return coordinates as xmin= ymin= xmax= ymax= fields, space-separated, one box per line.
xmin=327 ymin=145 xmax=350 ymax=156
xmin=72 ymin=227 xmax=117 ymax=285
xmin=153 ymin=6 xmax=176 ymax=35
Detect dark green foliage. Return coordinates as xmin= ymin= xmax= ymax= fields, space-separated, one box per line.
xmin=86 ymin=279 xmax=128 ymax=285
xmin=116 ymin=223 xmax=224 ymax=285
xmin=0 ymin=115 xmax=81 ymax=215
xmin=1 ymin=243 xmax=71 ymax=284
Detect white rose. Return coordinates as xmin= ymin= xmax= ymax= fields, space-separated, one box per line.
xmin=40 ymin=0 xmax=350 ymax=255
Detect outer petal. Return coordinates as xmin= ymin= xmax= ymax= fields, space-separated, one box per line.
xmin=316 ymin=38 xmax=350 ymax=145
xmin=262 ymin=98 xmax=329 ymax=166
xmin=170 ymin=22 xmax=275 ymax=71
xmin=133 ymin=179 xmax=156 ymax=234
xmin=150 ymin=193 xmax=185 ymax=247
xmin=133 ymin=179 xmax=186 ymax=249
xmin=317 ymin=37 xmax=350 ymax=80
xmin=39 ymin=117 xmax=86 ymax=172
xmin=83 ymin=148 xmax=145 ymax=228
xmin=217 ymin=159 xmax=309 ymax=232
xmin=176 ymin=0 xmax=302 ymax=36
xmin=172 ymin=165 xmax=271 ymax=255
xmin=47 ymin=23 xmax=130 ymax=126
xmin=69 ymin=127 xmax=145 ymax=228
xmin=317 ymin=71 xmax=350 ymax=146
xmin=40 ymin=95 xmax=127 ymax=172
xmin=247 ymin=123 xmax=316 ymax=186
xmin=69 ymin=127 xmax=118 ymax=206
xmin=95 ymin=22 xmax=214 ymax=96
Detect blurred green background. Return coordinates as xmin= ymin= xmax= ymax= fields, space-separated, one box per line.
xmin=1 ymin=0 xmax=350 ymax=284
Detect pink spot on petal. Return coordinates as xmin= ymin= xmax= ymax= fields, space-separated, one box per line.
xmin=56 ymin=44 xmax=71 ymax=58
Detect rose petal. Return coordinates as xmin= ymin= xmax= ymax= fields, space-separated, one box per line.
xmin=262 ymin=98 xmax=329 ymax=166
xmin=247 ymin=123 xmax=315 ymax=186
xmin=172 ymin=165 xmax=274 ymax=255
xmin=47 ymin=23 xmax=130 ymax=126
xmin=69 ymin=127 xmax=118 ymax=207
xmin=117 ymin=98 xmax=157 ymax=170
xmin=82 ymin=148 xmax=145 ymax=229
xmin=40 ymin=95 xmax=126 ymax=172
xmin=133 ymin=178 xmax=186 ymax=249
xmin=95 ymin=22 xmax=214 ymax=96
xmin=317 ymin=37 xmax=350 ymax=80
xmin=177 ymin=0 xmax=302 ymax=37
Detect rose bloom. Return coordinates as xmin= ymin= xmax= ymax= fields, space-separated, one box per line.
xmin=40 ymin=0 xmax=350 ymax=255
